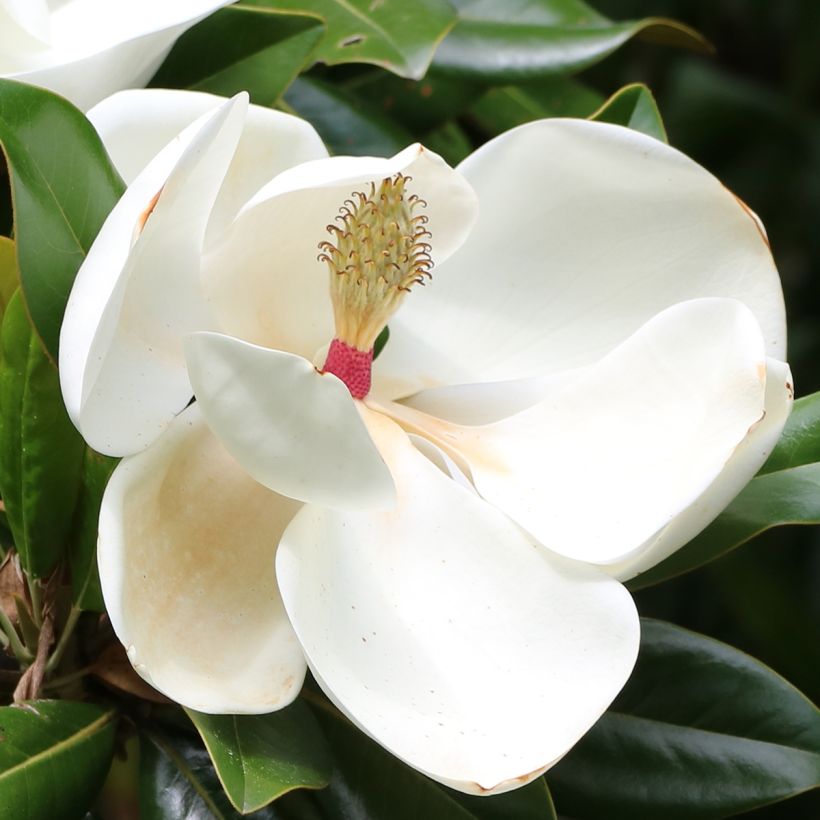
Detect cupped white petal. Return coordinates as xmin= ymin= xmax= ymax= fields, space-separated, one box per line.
xmin=375 ymin=118 xmax=785 ymax=397
xmin=98 ymin=403 xmax=306 ymax=714
xmin=59 ymin=94 xmax=246 ymax=456
xmin=2 ymin=1 xmax=232 ymax=110
xmin=608 ymin=357 xmax=793 ymax=581
xmin=185 ymin=331 xmax=395 ymax=511
xmin=88 ymin=89 xmax=328 ymax=236
xmin=277 ymin=410 xmax=639 ymax=795
xmin=381 ymin=298 xmax=770 ymax=566
xmin=200 ymin=143 xmax=478 ymax=358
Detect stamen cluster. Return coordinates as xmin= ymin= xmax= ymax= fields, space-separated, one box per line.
xmin=318 ymin=174 xmax=432 ymax=351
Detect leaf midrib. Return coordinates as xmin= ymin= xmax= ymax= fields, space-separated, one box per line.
xmin=604 ymin=709 xmax=820 ymax=757
xmin=0 ymin=708 xmax=115 ymax=785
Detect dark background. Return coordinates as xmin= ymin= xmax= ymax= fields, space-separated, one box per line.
xmin=588 ymin=2 xmax=820 ymax=817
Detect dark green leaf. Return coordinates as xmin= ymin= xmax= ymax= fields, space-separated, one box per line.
xmin=468 ymin=78 xmax=602 ymax=135
xmin=151 ymin=6 xmax=325 ymax=105
xmin=140 ymin=729 xmax=309 ymax=819
xmin=421 ymin=119 xmax=473 ymax=166
xmin=283 ymin=77 xmax=413 ymax=156
xmin=186 ymin=701 xmax=331 ymax=813
xmin=310 ymin=697 xmax=558 ymax=819
xmin=434 ymin=0 xmax=710 ymax=81
xmin=0 ymin=292 xmax=85 ymax=577
xmin=0 ymin=79 xmax=124 ymax=359
xmin=548 ymin=619 xmax=820 ymax=819
xmin=629 ymin=390 xmax=819 ymax=590
xmin=373 ymin=325 xmax=390 ymax=360
xmin=248 ymin=0 xmax=457 ymax=80
xmin=344 ymin=70 xmax=485 ymax=133
xmin=69 ymin=449 xmax=119 ymax=611
xmin=589 ymin=83 xmax=667 ymax=142
xmin=0 ymin=700 xmax=116 ymax=819
xmin=759 ymin=390 xmax=820 ymax=474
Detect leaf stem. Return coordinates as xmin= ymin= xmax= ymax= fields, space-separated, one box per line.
xmin=44 ymin=663 xmax=94 ymax=691
xmin=0 ymin=605 xmax=33 ymax=664
xmin=26 ymin=574 xmax=42 ymax=628
xmin=45 ymin=604 xmax=81 ymax=673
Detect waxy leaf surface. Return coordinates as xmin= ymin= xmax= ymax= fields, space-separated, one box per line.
xmin=0 ymin=700 xmax=116 ymax=819
xmin=187 ymin=702 xmax=331 ymax=813
xmin=433 ymin=0 xmax=710 ymax=80
xmin=0 ymin=292 xmax=84 ymax=577
xmin=548 ymin=619 xmax=820 ymax=818
xmin=243 ymin=0 xmax=457 ymax=79
xmin=0 ymin=79 xmax=124 ymax=359
xmin=151 ymin=6 xmax=325 ymax=105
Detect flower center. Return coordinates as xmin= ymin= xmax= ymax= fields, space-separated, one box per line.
xmin=319 ymin=174 xmax=432 ymax=399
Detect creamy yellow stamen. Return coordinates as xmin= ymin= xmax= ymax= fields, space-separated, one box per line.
xmin=318 ymin=173 xmax=432 ymax=352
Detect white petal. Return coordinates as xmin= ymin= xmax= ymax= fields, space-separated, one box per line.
xmin=3 ymin=1 xmax=232 ymax=110
xmin=608 ymin=357 xmax=793 ymax=580
xmin=59 ymin=94 xmax=246 ymax=456
xmin=375 ymin=118 xmax=785 ymax=397
xmin=0 ymin=0 xmax=50 ymax=43
xmin=381 ymin=298 xmax=769 ymax=566
xmin=98 ymin=403 xmax=306 ymax=714
xmin=277 ymin=410 xmax=639 ymax=794
xmin=88 ymin=89 xmax=328 ymax=236
xmin=185 ymin=331 xmax=395 ymax=511
xmin=200 ymin=143 xmax=477 ymax=359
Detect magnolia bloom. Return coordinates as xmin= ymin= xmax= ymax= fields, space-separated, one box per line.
xmin=0 ymin=0 xmax=229 ymax=109
xmin=59 ymin=90 xmax=791 ymax=795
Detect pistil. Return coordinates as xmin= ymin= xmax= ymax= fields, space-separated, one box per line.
xmin=319 ymin=174 xmax=432 ymax=399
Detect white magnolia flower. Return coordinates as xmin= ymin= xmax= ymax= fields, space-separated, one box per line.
xmin=59 ymin=90 xmax=791 ymax=795
xmin=0 ymin=0 xmax=230 ymax=109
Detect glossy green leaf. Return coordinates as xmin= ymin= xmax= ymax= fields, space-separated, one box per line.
xmin=0 ymin=235 xmax=17 ymax=321
xmin=0 ymin=292 xmax=85 ymax=577
xmin=283 ymin=77 xmax=413 ymax=156
xmin=0 ymin=700 xmax=117 ymax=819
xmin=140 ymin=729 xmax=310 ymax=819
xmin=186 ymin=701 xmax=331 ymax=813
xmin=759 ymin=390 xmax=820 ymax=474
xmin=69 ymin=449 xmax=119 ymax=611
xmin=468 ymin=77 xmax=602 ymax=135
xmin=247 ymin=0 xmax=457 ymax=79
xmin=310 ymin=697 xmax=558 ymax=819
xmin=0 ymin=79 xmax=124 ymax=359
xmin=548 ymin=619 xmax=820 ymax=819
xmin=589 ymin=83 xmax=667 ymax=142
xmin=629 ymin=390 xmax=820 ymax=590
xmin=434 ymin=0 xmax=710 ymax=81
xmin=151 ymin=6 xmax=324 ymax=105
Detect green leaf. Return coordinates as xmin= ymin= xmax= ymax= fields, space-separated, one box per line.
xmin=468 ymin=78 xmax=602 ymax=135
xmin=548 ymin=619 xmax=820 ymax=819
xmin=140 ymin=729 xmax=309 ymax=819
xmin=344 ymin=70 xmax=485 ymax=133
xmin=151 ymin=6 xmax=325 ymax=105
xmin=247 ymin=0 xmax=457 ymax=80
xmin=0 ymin=700 xmax=117 ymax=819
xmin=759 ymin=389 xmax=820 ymax=474
xmin=589 ymin=83 xmax=667 ymax=142
xmin=433 ymin=0 xmax=710 ymax=81
xmin=0 ymin=79 xmax=125 ymax=359
xmin=69 ymin=449 xmax=119 ymax=611
xmin=0 ymin=292 xmax=85 ymax=577
xmin=0 ymin=235 xmax=17 ymax=321
xmin=186 ymin=701 xmax=331 ymax=813
xmin=283 ymin=76 xmax=414 ymax=156
xmin=310 ymin=697 xmax=558 ymax=819
xmin=628 ymin=390 xmax=819 ymax=590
